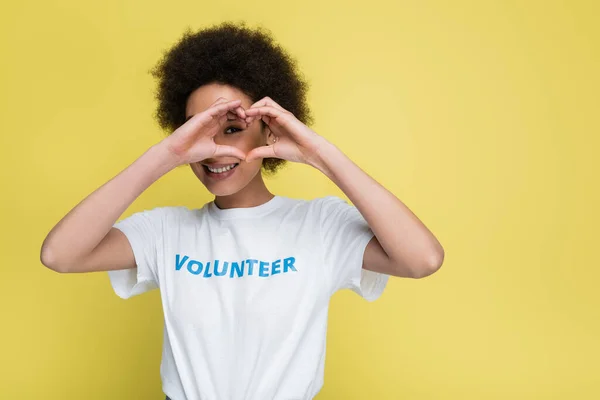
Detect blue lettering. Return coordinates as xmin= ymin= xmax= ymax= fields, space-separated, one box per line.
xmin=215 ymin=260 xmax=228 ymax=276
xmin=246 ymin=259 xmax=257 ymax=276
xmin=271 ymin=259 xmax=281 ymax=275
xmin=259 ymin=261 xmax=269 ymax=277
xmin=175 ymin=254 xmax=189 ymax=271
xmin=203 ymin=261 xmax=213 ymax=278
xmin=230 ymin=261 xmax=244 ymax=278
xmin=283 ymin=257 xmax=297 ymax=272
xmin=187 ymin=260 xmax=203 ymax=275
xmin=174 ymin=255 xmax=297 ymax=278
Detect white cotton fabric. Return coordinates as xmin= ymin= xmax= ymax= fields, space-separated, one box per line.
xmin=108 ymin=195 xmax=389 ymax=400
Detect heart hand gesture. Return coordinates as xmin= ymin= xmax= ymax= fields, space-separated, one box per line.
xmin=244 ymin=97 xmax=328 ymax=166
xmin=162 ymin=98 xmax=248 ymax=166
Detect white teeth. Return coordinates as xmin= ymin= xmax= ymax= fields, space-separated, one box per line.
xmin=207 ymin=163 xmax=237 ymax=173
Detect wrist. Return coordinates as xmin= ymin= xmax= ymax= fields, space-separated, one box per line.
xmin=306 ymin=138 xmax=340 ymax=178
xmin=148 ymin=141 xmax=183 ymax=173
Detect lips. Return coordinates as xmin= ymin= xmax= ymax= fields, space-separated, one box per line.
xmin=202 ymin=162 xmax=240 ymax=180
xmin=204 ymin=163 xmax=238 ymax=173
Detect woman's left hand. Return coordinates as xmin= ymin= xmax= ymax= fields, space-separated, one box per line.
xmin=244 ymin=97 xmax=328 ymax=166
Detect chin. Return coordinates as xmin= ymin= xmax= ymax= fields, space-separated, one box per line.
xmin=203 ymin=181 xmax=246 ymax=197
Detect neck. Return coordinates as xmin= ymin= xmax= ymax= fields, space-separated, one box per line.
xmin=214 ymin=171 xmax=274 ymax=209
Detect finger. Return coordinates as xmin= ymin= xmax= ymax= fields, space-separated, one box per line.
xmin=244 ymin=106 xmax=286 ymax=119
xmin=247 ymin=97 xmax=286 ymax=125
xmin=225 ymin=107 xmax=248 ymax=128
xmin=245 ymin=106 xmax=291 ymax=129
xmin=213 ymin=144 xmax=246 ymax=161
xmin=227 ymin=107 xmax=247 ymax=122
xmin=210 ymin=97 xmax=246 ymax=122
xmin=209 ymin=97 xmax=230 ymax=107
xmin=250 ymin=96 xmax=285 ymax=111
xmin=207 ymin=100 xmax=243 ymax=120
xmin=185 ymin=100 xmax=243 ymax=137
xmin=209 ymin=98 xmax=231 ymax=119
xmin=234 ymin=105 xmax=247 ymax=121
xmin=218 ymin=113 xmax=230 ymax=127
xmin=185 ymin=97 xmax=230 ymax=124
xmin=246 ymin=145 xmax=277 ymax=163
xmin=190 ymin=99 xmax=242 ymax=126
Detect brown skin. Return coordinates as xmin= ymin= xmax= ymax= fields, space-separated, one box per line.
xmin=185 ymin=83 xmax=277 ymax=209
xmin=40 ymin=82 xmax=444 ymax=279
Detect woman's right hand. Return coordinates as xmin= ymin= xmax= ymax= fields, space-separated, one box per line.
xmin=161 ymin=98 xmax=248 ymax=166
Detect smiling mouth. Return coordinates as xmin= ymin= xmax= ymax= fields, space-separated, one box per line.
xmin=202 ymin=163 xmax=239 ymax=174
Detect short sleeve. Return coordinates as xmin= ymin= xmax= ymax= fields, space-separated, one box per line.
xmin=317 ymin=196 xmax=389 ymax=301
xmin=108 ymin=207 xmax=168 ymax=299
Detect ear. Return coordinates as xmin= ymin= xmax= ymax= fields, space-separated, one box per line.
xmin=263 ymin=123 xmax=275 ymax=145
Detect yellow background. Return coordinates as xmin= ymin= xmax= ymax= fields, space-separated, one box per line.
xmin=1 ymin=0 xmax=598 ymax=398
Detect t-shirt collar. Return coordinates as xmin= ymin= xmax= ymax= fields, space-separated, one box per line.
xmin=207 ymin=195 xmax=285 ymax=220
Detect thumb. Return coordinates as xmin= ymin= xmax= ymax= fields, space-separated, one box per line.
xmin=246 ymin=146 xmax=276 ymax=163
xmin=213 ymin=145 xmax=246 ymax=161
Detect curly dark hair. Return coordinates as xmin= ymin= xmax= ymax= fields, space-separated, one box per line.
xmin=149 ymin=21 xmax=313 ymax=173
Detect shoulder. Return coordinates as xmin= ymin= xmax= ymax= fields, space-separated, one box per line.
xmin=276 ymin=195 xmax=351 ymax=220
xmin=280 ymin=195 xmax=347 ymax=207
xmin=304 ymin=195 xmax=351 ymax=212
xmin=128 ymin=205 xmax=193 ymax=218
xmin=116 ymin=205 xmax=198 ymax=228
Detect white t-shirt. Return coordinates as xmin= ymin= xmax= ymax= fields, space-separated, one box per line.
xmin=108 ymin=195 xmax=389 ymax=400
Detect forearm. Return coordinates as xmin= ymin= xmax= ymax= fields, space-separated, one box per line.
xmin=41 ymin=143 xmax=179 ymax=268
xmin=311 ymin=140 xmax=444 ymax=275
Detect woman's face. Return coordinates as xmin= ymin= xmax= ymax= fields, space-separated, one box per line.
xmin=185 ymin=83 xmax=271 ymax=196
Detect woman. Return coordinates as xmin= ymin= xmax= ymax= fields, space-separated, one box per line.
xmin=41 ymin=22 xmax=444 ymax=400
